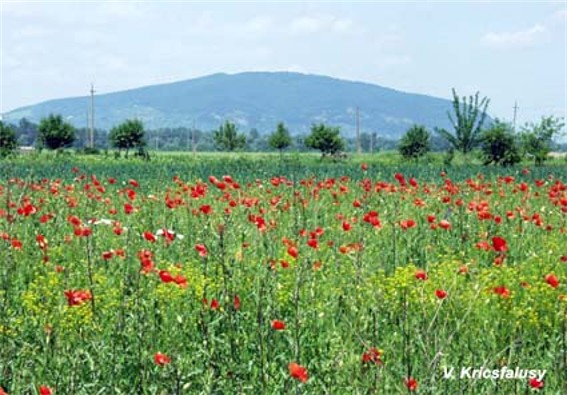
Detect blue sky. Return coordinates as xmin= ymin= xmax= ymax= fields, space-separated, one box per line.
xmin=1 ymin=0 xmax=565 ymax=127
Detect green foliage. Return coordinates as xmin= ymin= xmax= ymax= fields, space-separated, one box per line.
xmin=37 ymin=114 xmax=76 ymax=150
xmin=213 ymin=121 xmax=246 ymax=151
xmin=268 ymin=122 xmax=292 ymax=152
xmin=520 ymin=116 xmax=565 ymax=166
xmin=443 ymin=148 xmax=455 ymax=167
xmin=109 ymin=119 xmax=146 ymax=158
xmin=435 ymin=89 xmax=490 ymax=154
xmin=398 ymin=124 xmax=431 ymax=161
xmin=479 ymin=120 xmax=522 ymax=166
xmin=0 ymin=158 xmax=565 ymax=393
xmin=0 ymin=121 xmax=18 ymax=158
xmin=304 ymin=123 xmax=345 ymax=156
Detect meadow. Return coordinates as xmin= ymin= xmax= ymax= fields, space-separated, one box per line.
xmin=0 ymin=152 xmax=565 ymax=394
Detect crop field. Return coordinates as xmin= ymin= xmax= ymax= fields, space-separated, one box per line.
xmin=0 ymin=155 xmax=565 ymax=394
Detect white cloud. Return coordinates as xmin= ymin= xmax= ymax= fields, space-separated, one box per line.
xmin=0 ymin=2 xmax=38 ymax=17
xmin=482 ymin=24 xmax=548 ymax=49
xmin=245 ymin=16 xmax=274 ymax=33
xmin=482 ymin=7 xmax=564 ymax=51
xmin=95 ymin=1 xmax=147 ymax=19
xmin=289 ymin=15 xmax=353 ymax=35
xmin=14 ymin=26 xmax=52 ymax=39
xmin=549 ymin=8 xmax=566 ymax=26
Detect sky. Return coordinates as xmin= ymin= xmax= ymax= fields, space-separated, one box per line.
xmin=1 ymin=0 xmax=566 ymax=127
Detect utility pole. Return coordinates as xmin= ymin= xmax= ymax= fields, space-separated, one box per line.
xmin=192 ymin=119 xmax=196 ymax=155
xmin=512 ymin=101 xmax=519 ymax=131
xmin=86 ymin=111 xmax=89 ymax=148
xmin=90 ymin=83 xmax=95 ymax=148
xmin=356 ymin=106 xmax=361 ymax=154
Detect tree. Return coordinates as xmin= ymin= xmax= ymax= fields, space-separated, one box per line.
xmin=0 ymin=121 xmax=18 ymax=158
xmin=16 ymin=118 xmax=38 ymax=146
xmin=268 ymin=122 xmax=292 ymax=155
xmin=398 ymin=125 xmax=431 ymax=161
xmin=479 ymin=120 xmax=521 ymax=166
xmin=37 ymin=114 xmax=76 ymax=150
xmin=520 ymin=116 xmax=565 ymax=166
xmin=109 ymin=119 xmax=146 ymax=158
xmin=304 ymin=123 xmax=345 ymax=157
xmin=435 ymin=89 xmax=490 ymax=154
xmin=213 ymin=121 xmax=246 ymax=151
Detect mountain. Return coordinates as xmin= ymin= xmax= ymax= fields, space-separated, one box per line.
xmin=4 ymin=72 xmax=456 ymax=138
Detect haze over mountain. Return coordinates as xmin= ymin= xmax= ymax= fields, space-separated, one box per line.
xmin=5 ymin=72 xmax=456 ymax=138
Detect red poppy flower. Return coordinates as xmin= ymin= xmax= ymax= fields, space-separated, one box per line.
xmin=361 ymin=163 xmax=368 ymax=171
xmin=271 ymin=320 xmax=286 ymax=330
xmin=10 ymin=239 xmax=22 ymax=250
xmin=287 ymin=246 xmax=298 ymax=259
xmin=545 ymin=274 xmax=559 ymax=288
xmin=173 ymin=274 xmax=187 ymax=288
xmin=154 ymin=352 xmax=171 ymax=366
xmin=39 ymin=385 xmax=53 ymax=395
xmin=439 ymin=220 xmax=451 ymax=230
xmin=144 ymin=231 xmax=156 ymax=243
xmin=195 ymin=244 xmax=208 ymax=258
xmin=64 ymin=290 xmax=92 ymax=307
xmin=362 ymin=347 xmax=382 ymax=365
xmin=529 ymin=378 xmax=544 ymax=389
xmin=102 ymin=251 xmax=113 ymax=260
xmin=159 ymin=270 xmax=174 ymax=283
xmin=492 ymin=236 xmax=508 ymax=252
xmin=435 ymin=289 xmax=447 ymax=299
xmin=415 ymin=270 xmax=428 ymax=281
xmin=307 ymin=238 xmax=318 ymax=249
xmin=199 ymin=204 xmax=212 ymax=215
xmin=124 ymin=203 xmax=134 ymax=215
xmin=404 ymin=377 xmax=418 ymax=391
xmin=493 ymin=285 xmax=510 ymax=298
xmin=233 ymin=294 xmax=241 ymax=310
xmin=400 ymin=219 xmax=416 ymax=230
xmin=394 ymin=173 xmax=406 ymax=186
xmin=288 ymin=362 xmax=308 ymax=383
xmin=210 ymin=299 xmax=220 ymax=310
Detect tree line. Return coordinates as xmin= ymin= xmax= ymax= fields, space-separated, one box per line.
xmin=1 ymin=88 xmax=565 ymax=165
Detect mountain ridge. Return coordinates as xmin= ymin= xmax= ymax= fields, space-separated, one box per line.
xmin=5 ymin=71 xmax=455 ymax=138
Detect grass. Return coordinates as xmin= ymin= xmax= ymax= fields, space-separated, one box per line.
xmin=0 ymin=153 xmax=565 ymax=394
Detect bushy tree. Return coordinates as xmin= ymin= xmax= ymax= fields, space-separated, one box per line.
xmin=213 ymin=121 xmax=246 ymax=151
xmin=0 ymin=121 xmax=18 ymax=157
xmin=269 ymin=122 xmax=292 ymax=154
xmin=479 ymin=120 xmax=521 ymax=166
xmin=109 ymin=119 xmax=146 ymax=158
xmin=398 ymin=125 xmax=430 ymax=161
xmin=435 ymin=89 xmax=490 ymax=154
xmin=304 ymin=123 xmax=344 ymax=157
xmin=520 ymin=116 xmax=565 ymax=166
xmin=37 ymin=114 xmax=76 ymax=150
xmin=16 ymin=118 xmax=38 ymax=146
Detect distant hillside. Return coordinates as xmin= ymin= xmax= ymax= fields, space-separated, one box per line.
xmin=5 ymin=72 xmax=456 ymax=138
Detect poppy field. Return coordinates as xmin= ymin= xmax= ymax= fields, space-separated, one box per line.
xmin=0 ymin=158 xmax=565 ymax=394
